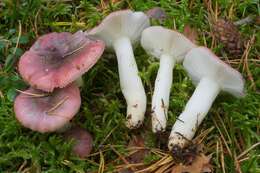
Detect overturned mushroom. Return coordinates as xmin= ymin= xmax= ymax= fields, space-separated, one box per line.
xmin=88 ymin=10 xmax=150 ymax=129
xmin=168 ymin=47 xmax=245 ymax=150
xmin=64 ymin=126 xmax=93 ymax=158
xmin=141 ymin=26 xmax=196 ymax=133
xmin=14 ymin=84 xmax=81 ymax=133
xmin=19 ymin=31 xmax=105 ymax=92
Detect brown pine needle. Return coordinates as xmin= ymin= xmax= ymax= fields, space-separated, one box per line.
xmin=46 ymin=96 xmax=69 ymax=114
xmin=110 ymin=145 xmax=136 ymax=172
xmin=13 ymin=20 xmax=21 ymax=55
xmin=239 ymin=34 xmax=256 ymax=90
xmin=98 ymin=151 xmax=105 ymax=173
xmin=237 ymin=142 xmax=260 ymax=160
xmin=99 ymin=125 xmax=119 ymax=147
xmin=16 ymin=89 xmax=48 ymax=98
xmin=63 ymin=42 xmax=87 ymax=58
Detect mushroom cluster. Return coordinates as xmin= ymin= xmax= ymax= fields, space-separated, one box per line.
xmin=14 ymin=31 xmax=105 ymax=133
xmin=13 ymin=9 xmax=245 ymax=157
xmin=140 ymin=26 xmax=244 ymax=150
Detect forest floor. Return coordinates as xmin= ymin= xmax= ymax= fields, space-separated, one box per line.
xmin=0 ymin=0 xmax=259 ymax=172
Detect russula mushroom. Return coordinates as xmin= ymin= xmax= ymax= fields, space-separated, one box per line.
xmin=14 ymin=84 xmax=81 ymax=133
xmin=88 ymin=10 xmax=150 ymax=128
xmin=141 ymin=26 xmax=196 ymax=133
xmin=168 ymin=47 xmax=245 ymax=150
xmin=19 ymin=31 xmax=105 ymax=92
xmin=64 ymin=126 xmax=93 ymax=158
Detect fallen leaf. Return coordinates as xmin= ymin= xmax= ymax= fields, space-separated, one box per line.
xmin=183 ymin=24 xmax=198 ymax=44
xmin=127 ymin=135 xmax=149 ymax=164
xmin=118 ymin=135 xmax=149 ymax=173
xmin=255 ymin=16 xmax=260 ymax=25
xmin=171 ymin=154 xmax=212 ymax=173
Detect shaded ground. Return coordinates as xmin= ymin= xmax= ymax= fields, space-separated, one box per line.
xmin=0 ymin=0 xmax=259 ymax=172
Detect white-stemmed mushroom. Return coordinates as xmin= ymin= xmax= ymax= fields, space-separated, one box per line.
xmin=88 ymin=10 xmax=150 ymax=128
xmin=168 ymin=47 xmax=245 ymax=150
xmin=141 ymin=26 xmax=196 ymax=133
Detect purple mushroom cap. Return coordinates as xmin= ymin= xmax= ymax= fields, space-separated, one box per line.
xmin=14 ymin=84 xmax=81 ymax=133
xmin=65 ymin=126 xmax=93 ymax=158
xmin=18 ymin=31 xmax=105 ymax=92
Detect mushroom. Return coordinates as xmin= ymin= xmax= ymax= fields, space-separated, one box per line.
xmin=14 ymin=84 xmax=81 ymax=133
xmin=19 ymin=31 xmax=105 ymax=92
xmin=64 ymin=126 xmax=93 ymax=158
xmin=141 ymin=26 xmax=196 ymax=133
xmin=88 ymin=10 xmax=150 ymax=128
xmin=168 ymin=47 xmax=245 ymax=150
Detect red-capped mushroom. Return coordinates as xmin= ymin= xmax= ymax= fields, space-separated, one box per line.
xmin=64 ymin=126 xmax=93 ymax=158
xmin=19 ymin=31 xmax=105 ymax=92
xmin=14 ymin=84 xmax=81 ymax=133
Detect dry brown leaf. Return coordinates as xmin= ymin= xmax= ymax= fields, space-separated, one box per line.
xmin=171 ymin=154 xmax=212 ymax=173
xmin=183 ymin=24 xmax=198 ymax=44
xmin=255 ymin=16 xmax=260 ymax=25
xmin=118 ymin=135 xmax=149 ymax=173
xmin=127 ymin=135 xmax=149 ymax=164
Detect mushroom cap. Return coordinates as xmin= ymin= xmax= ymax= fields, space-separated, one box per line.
xmin=141 ymin=26 xmax=196 ymax=62
xmin=88 ymin=10 xmax=150 ymax=48
xmin=183 ymin=47 xmax=245 ymax=97
xmin=19 ymin=31 xmax=105 ymax=92
xmin=64 ymin=126 xmax=93 ymax=158
xmin=14 ymin=84 xmax=81 ymax=133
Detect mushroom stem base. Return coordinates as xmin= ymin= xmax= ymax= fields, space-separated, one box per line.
xmin=169 ymin=77 xmax=220 ymax=149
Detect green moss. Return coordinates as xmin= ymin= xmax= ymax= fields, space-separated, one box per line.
xmin=0 ymin=0 xmax=259 ymax=172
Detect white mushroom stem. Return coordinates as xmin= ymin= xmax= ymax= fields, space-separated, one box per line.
xmin=113 ymin=37 xmax=147 ymax=128
xmin=152 ymin=54 xmax=175 ymax=132
xmin=169 ymin=77 xmax=220 ymax=149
